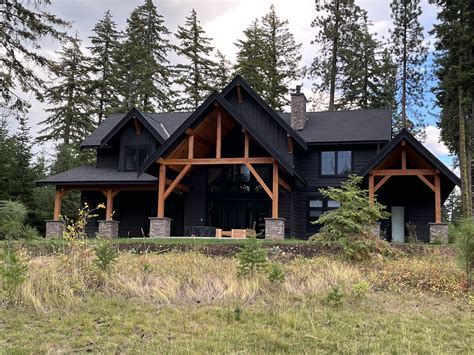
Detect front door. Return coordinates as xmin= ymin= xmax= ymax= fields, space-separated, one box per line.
xmin=391 ymin=206 xmax=405 ymax=243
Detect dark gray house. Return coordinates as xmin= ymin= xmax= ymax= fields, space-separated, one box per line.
xmin=38 ymin=76 xmax=459 ymax=242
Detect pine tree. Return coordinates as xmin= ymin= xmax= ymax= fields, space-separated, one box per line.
xmin=214 ymin=50 xmax=233 ymax=91
xmin=111 ymin=0 xmax=173 ymax=112
xmin=174 ymin=9 xmax=216 ymax=110
xmin=390 ymin=0 xmax=428 ymax=135
xmin=38 ymin=37 xmax=94 ymax=145
xmin=431 ymin=0 xmax=474 ymax=217
xmin=309 ymin=0 xmax=366 ymax=111
xmin=0 ymin=0 xmax=69 ymax=115
xmin=235 ymin=19 xmax=267 ymax=97
xmin=259 ymin=5 xmax=303 ymax=110
xmin=88 ymin=10 xmax=122 ymax=124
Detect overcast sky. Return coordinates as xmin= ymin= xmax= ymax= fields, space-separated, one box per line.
xmin=16 ymin=0 xmax=453 ymax=168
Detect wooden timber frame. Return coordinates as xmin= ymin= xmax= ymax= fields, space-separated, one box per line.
xmin=156 ymin=105 xmax=292 ymax=220
xmin=368 ymin=139 xmax=442 ymax=223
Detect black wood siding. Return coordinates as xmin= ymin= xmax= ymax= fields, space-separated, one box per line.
xmin=119 ymin=121 xmax=157 ymax=171
xmin=183 ymin=167 xmax=207 ymax=226
xmin=96 ymin=147 xmax=119 ymax=169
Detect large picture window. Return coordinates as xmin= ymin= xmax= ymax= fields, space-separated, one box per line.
xmin=321 ymin=151 xmax=352 ymax=176
xmin=124 ymin=145 xmax=150 ymax=171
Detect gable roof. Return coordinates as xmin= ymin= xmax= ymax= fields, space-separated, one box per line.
xmin=279 ymin=109 xmax=392 ymax=144
xmin=221 ymin=75 xmax=308 ymax=151
xmin=359 ymin=128 xmax=460 ymax=186
xmin=139 ymin=91 xmax=298 ymax=177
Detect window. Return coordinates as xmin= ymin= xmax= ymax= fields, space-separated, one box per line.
xmin=124 ymin=146 xmax=150 ymax=171
xmin=308 ymin=198 xmax=341 ymax=230
xmin=321 ymin=151 xmax=352 ymax=176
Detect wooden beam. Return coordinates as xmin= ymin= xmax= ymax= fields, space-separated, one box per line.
xmin=272 ymin=162 xmax=279 ymax=218
xmin=236 ymin=83 xmax=242 ymax=104
xmin=279 ymin=177 xmax=292 ymax=192
xmin=374 ymin=175 xmax=391 ymax=192
xmin=287 ymin=137 xmax=293 ymax=154
xmin=435 ymin=172 xmax=441 ymax=223
xmin=105 ymin=189 xmax=113 ymax=221
xmin=369 ymin=174 xmax=374 ymax=206
xmin=417 ymin=174 xmax=435 ymax=192
xmin=133 ymin=117 xmax=141 ymax=135
xmin=371 ymin=169 xmax=435 ymax=176
xmin=157 ymin=164 xmax=166 ymax=217
xmin=188 ymin=134 xmax=194 ymax=159
xmin=165 ymin=178 xmax=189 ymax=192
xmin=401 ymin=148 xmax=406 ymax=170
xmin=186 ymin=128 xmax=214 ymax=147
xmin=245 ymin=162 xmax=273 ymax=199
xmin=216 ymin=109 xmax=222 ymax=158
xmin=53 ymin=188 xmax=67 ymax=221
xmin=158 ymin=157 xmax=275 ymax=165
xmin=164 ymin=164 xmax=192 ymax=200
xmin=244 ymin=130 xmax=249 ymax=158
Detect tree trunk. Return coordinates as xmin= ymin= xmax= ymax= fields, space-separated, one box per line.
xmin=401 ymin=6 xmax=407 ymax=128
xmin=328 ymin=0 xmax=340 ymax=111
xmin=458 ymin=87 xmax=472 ymax=217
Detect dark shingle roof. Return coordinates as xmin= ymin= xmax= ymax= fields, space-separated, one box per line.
xmin=81 ymin=108 xmax=391 ymax=148
xmin=279 ymin=109 xmax=392 ymax=143
xmin=36 ymin=166 xmax=157 ymax=185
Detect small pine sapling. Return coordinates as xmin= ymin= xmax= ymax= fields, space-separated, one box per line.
xmin=236 ymin=236 xmax=268 ymax=277
xmin=94 ymin=240 xmax=119 ymax=273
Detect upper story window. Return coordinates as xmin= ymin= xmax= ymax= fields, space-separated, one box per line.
xmin=321 ymin=151 xmax=352 ymax=176
xmin=124 ymin=145 xmax=150 ymax=171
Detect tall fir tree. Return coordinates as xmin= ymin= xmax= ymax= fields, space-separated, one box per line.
xmin=309 ymin=0 xmax=366 ymax=111
xmin=431 ymin=0 xmax=474 ymax=217
xmin=235 ymin=19 xmax=267 ymax=97
xmin=214 ymin=50 xmax=233 ymax=91
xmin=111 ymin=0 xmax=173 ymax=112
xmin=0 ymin=0 xmax=69 ymax=116
xmin=174 ymin=9 xmax=216 ymax=110
xmin=38 ymin=37 xmax=94 ymax=145
xmin=390 ymin=0 xmax=428 ymax=135
xmin=88 ymin=10 xmax=122 ymax=124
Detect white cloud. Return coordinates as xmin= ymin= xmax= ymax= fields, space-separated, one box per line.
xmin=422 ymin=125 xmax=450 ymax=156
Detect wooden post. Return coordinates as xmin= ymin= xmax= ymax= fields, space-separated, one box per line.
xmin=236 ymin=83 xmax=242 ymax=104
xmin=53 ymin=189 xmax=64 ymax=221
xmin=272 ymin=162 xmax=279 ymax=218
xmin=216 ymin=109 xmax=222 ymax=158
xmin=401 ymin=148 xmax=406 ymax=170
xmin=244 ymin=130 xmax=249 ymax=158
xmin=435 ymin=172 xmax=441 ymax=223
xmin=158 ymin=164 xmax=166 ymax=217
xmin=369 ymin=173 xmax=375 ymax=206
xmin=106 ymin=189 xmax=113 ymax=221
xmin=188 ymin=134 xmax=194 ymax=159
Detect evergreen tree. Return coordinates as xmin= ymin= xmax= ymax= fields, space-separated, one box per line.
xmin=38 ymin=37 xmax=95 ymax=145
xmin=88 ymin=10 xmax=122 ymax=124
xmin=214 ymin=50 xmax=233 ymax=91
xmin=0 ymin=117 xmax=16 ymax=201
xmin=431 ymin=0 xmax=474 ymax=217
xmin=0 ymin=0 xmax=69 ymax=115
xmin=235 ymin=19 xmax=267 ymax=97
xmin=174 ymin=9 xmax=216 ymax=110
xmin=111 ymin=0 xmax=173 ymax=112
xmin=309 ymin=0 xmax=366 ymax=111
xmin=390 ymin=0 xmax=428 ymax=134
xmin=259 ymin=5 xmax=303 ymax=110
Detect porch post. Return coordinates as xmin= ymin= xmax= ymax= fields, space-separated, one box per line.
xmin=46 ymin=188 xmax=66 ymax=238
xmin=158 ymin=163 xmax=166 ymax=218
xmin=368 ymin=173 xmax=374 ymax=206
xmin=434 ymin=171 xmax=441 ymax=224
xmin=98 ymin=188 xmax=119 ymax=238
xmin=53 ymin=188 xmax=64 ymax=221
xmin=106 ymin=189 xmax=113 ymax=221
xmin=151 ymin=162 xmax=171 ymax=237
xmin=265 ymin=162 xmax=285 ymax=240
xmin=272 ymin=162 xmax=279 ymax=218
xmin=429 ymin=170 xmax=447 ymax=244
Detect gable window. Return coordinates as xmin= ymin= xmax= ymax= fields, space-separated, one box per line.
xmin=321 ymin=151 xmax=352 ymax=176
xmin=124 ymin=145 xmax=150 ymax=171
xmin=308 ymin=197 xmax=340 ymax=231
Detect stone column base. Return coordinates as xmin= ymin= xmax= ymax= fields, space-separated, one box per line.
xmin=367 ymin=222 xmax=381 ymax=239
xmin=45 ymin=220 xmax=65 ymax=239
xmin=429 ymin=223 xmax=448 ymax=244
xmin=149 ymin=217 xmax=172 ymax=237
xmin=98 ymin=220 xmax=119 ymax=238
xmin=264 ymin=218 xmax=285 ymax=240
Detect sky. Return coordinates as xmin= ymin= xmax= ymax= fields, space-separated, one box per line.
xmin=10 ymin=0 xmax=455 ymax=169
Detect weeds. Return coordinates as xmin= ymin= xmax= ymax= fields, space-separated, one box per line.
xmin=0 ymin=244 xmax=28 ymax=304
xmin=94 ymin=240 xmax=119 ymax=273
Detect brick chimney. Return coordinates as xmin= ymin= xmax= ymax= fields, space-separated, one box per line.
xmin=290 ymin=85 xmax=307 ymax=131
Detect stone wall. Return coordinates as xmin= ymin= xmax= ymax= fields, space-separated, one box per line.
xmin=264 ymin=218 xmax=285 ymax=240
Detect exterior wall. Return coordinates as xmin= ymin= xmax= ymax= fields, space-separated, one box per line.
xmin=118 ymin=121 xmax=157 ymax=171
xmin=96 ymin=146 xmax=120 ymax=169
xmin=183 ymin=166 xmax=208 ymax=227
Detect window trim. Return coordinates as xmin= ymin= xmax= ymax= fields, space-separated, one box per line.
xmin=320 ymin=150 xmax=353 ymax=177
xmin=123 ymin=144 xmax=151 ymax=172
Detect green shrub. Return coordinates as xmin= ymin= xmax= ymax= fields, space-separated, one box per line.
xmin=351 ymin=281 xmax=370 ymax=298
xmin=268 ymin=263 xmax=285 ymax=284
xmin=449 ymin=219 xmax=474 ymax=289
xmin=0 ymin=245 xmax=28 ymax=303
xmin=0 ymin=200 xmax=39 ymax=240
xmin=236 ymin=237 xmax=268 ymax=276
xmin=94 ymin=240 xmax=119 ymax=272
xmin=326 ymin=284 xmax=344 ymax=308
